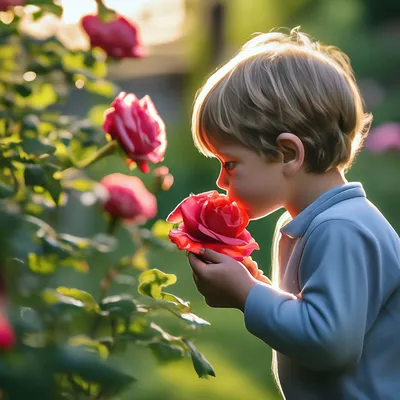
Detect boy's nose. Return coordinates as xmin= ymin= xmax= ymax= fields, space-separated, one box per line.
xmin=216 ymin=170 xmax=229 ymax=190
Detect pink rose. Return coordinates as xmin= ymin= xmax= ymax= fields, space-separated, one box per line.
xmin=0 ymin=313 xmax=14 ymax=349
xmin=0 ymin=0 xmax=24 ymax=11
xmin=364 ymin=122 xmax=400 ymax=153
xmin=81 ymin=15 xmax=143 ymax=59
xmin=103 ymin=92 xmax=167 ymax=174
xmin=100 ymin=173 xmax=157 ymax=224
xmin=167 ymin=191 xmax=259 ymax=261
xmin=0 ymin=276 xmax=15 ymax=350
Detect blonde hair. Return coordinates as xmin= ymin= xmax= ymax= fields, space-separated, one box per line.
xmin=192 ymin=28 xmax=372 ymax=173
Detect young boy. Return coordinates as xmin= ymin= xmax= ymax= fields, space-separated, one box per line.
xmin=187 ymin=28 xmax=400 ymax=399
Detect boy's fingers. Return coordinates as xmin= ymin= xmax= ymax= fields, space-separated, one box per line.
xmin=187 ymin=252 xmax=207 ymax=276
xmin=257 ymin=272 xmax=272 ymax=285
xmin=199 ymin=248 xmax=227 ymax=263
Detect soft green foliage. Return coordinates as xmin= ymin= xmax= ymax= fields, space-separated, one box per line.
xmin=0 ymin=2 xmax=213 ymax=399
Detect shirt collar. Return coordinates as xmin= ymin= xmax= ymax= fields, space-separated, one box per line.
xmin=281 ymin=182 xmax=366 ymax=239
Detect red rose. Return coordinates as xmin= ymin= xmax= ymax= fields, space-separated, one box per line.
xmin=100 ymin=173 xmax=157 ymax=224
xmin=81 ymin=15 xmax=143 ymax=59
xmin=103 ymin=92 xmax=167 ymax=174
xmin=167 ymin=191 xmax=259 ymax=261
xmin=0 ymin=0 xmax=24 ymax=11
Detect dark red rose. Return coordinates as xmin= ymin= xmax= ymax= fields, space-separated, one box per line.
xmin=81 ymin=15 xmax=143 ymax=59
xmin=167 ymin=191 xmax=259 ymax=261
xmin=101 ymin=173 xmax=157 ymax=224
xmin=103 ymin=92 xmax=167 ymax=174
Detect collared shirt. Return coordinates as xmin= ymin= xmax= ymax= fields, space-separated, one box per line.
xmin=244 ymin=182 xmax=400 ymax=399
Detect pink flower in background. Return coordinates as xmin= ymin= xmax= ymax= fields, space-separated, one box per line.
xmin=167 ymin=191 xmax=259 ymax=262
xmin=100 ymin=173 xmax=157 ymax=224
xmin=364 ymin=122 xmax=400 ymax=153
xmin=103 ymin=92 xmax=167 ymax=173
xmin=81 ymin=15 xmax=143 ymax=59
xmin=0 ymin=0 xmax=24 ymax=11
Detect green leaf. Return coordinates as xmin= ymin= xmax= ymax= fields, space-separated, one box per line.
xmin=15 ymin=82 xmax=33 ymax=97
xmin=88 ymin=104 xmax=109 ymax=127
xmin=57 ymin=233 xmax=91 ymax=250
xmin=24 ymin=164 xmax=47 ymax=187
xmin=56 ymin=287 xmax=100 ymax=313
xmin=151 ymin=220 xmax=173 ymax=240
xmin=84 ymin=80 xmax=116 ymax=98
xmin=24 ymin=83 xmax=57 ymax=110
xmin=0 ymin=182 xmax=14 ymax=198
xmin=137 ymin=269 xmax=177 ymax=299
xmin=28 ymin=253 xmax=57 ymax=274
xmin=180 ymin=312 xmax=211 ymax=328
xmin=149 ymin=341 xmax=185 ymax=363
xmin=57 ymin=346 xmax=135 ymax=391
xmin=101 ymin=294 xmax=137 ymax=319
xmin=161 ymin=293 xmax=191 ymax=312
xmin=59 ymin=257 xmax=89 ymax=273
xmin=20 ymin=138 xmax=56 ymax=156
xmin=182 ymin=340 xmax=216 ymax=379
xmin=22 ymin=114 xmax=40 ymax=132
xmin=140 ymin=228 xmax=175 ymax=250
xmin=68 ymin=335 xmax=109 ymax=359
xmin=44 ymin=173 xmax=62 ymax=204
xmin=42 ymin=289 xmax=86 ymax=312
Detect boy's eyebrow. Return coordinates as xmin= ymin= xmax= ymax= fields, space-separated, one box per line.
xmin=214 ymin=150 xmax=238 ymax=158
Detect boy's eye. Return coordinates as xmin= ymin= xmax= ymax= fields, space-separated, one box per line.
xmin=223 ymin=161 xmax=237 ymax=173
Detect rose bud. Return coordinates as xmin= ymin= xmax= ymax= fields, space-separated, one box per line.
xmin=81 ymin=14 xmax=143 ymax=59
xmin=103 ymin=92 xmax=167 ymax=173
xmin=100 ymin=173 xmax=157 ymax=224
xmin=154 ymin=166 xmax=174 ymax=191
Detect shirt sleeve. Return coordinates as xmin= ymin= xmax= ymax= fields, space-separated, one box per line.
xmin=244 ymin=219 xmax=379 ymax=371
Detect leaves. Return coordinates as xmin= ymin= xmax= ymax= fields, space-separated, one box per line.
xmin=137 ymin=269 xmax=177 ymax=299
xmin=56 ymin=288 xmax=100 ymax=313
xmin=100 ymin=294 xmax=137 ymax=319
xmin=0 ymin=6 xmax=215 ymax=396
xmin=183 ymin=340 xmax=216 ymax=379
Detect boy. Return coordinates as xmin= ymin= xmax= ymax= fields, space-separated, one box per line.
xmin=187 ymin=28 xmax=400 ymax=399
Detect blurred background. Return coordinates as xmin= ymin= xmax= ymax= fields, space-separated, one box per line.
xmin=6 ymin=0 xmax=400 ymax=399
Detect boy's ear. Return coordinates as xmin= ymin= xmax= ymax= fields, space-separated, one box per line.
xmin=276 ymin=133 xmax=305 ymax=176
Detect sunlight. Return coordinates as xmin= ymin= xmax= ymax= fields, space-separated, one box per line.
xmin=19 ymin=0 xmax=186 ymax=49
xmin=59 ymin=0 xmax=186 ymax=46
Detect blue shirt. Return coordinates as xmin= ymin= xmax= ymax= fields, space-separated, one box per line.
xmin=244 ymin=182 xmax=400 ymax=399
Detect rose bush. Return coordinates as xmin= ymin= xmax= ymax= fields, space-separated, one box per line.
xmin=167 ymin=191 xmax=259 ymax=261
xmin=100 ymin=173 xmax=157 ymax=223
xmin=81 ymin=15 xmax=143 ymax=59
xmin=0 ymin=1 xmax=215 ymax=398
xmin=103 ymin=92 xmax=167 ymax=173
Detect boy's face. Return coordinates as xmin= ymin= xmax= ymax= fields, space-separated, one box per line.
xmin=211 ymin=142 xmax=288 ymax=220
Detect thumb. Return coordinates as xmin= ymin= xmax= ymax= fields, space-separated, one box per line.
xmin=199 ymin=248 xmax=228 ymax=263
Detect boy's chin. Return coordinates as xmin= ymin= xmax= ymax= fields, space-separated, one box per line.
xmin=248 ymin=207 xmax=282 ymax=220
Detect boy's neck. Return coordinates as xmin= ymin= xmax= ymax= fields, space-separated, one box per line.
xmin=286 ymin=168 xmax=347 ymax=218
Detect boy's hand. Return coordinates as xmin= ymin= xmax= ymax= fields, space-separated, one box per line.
xmin=187 ymin=248 xmax=269 ymax=311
